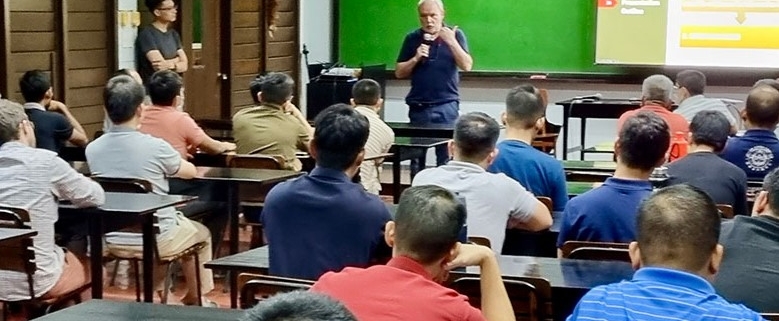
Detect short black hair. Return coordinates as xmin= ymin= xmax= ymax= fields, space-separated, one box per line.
xmin=19 ymin=70 xmax=51 ymax=103
xmin=240 ymin=291 xmax=356 ymax=321
xmin=689 ymin=111 xmax=730 ymax=152
xmin=754 ymin=79 xmax=779 ymax=91
xmin=675 ymin=70 xmax=706 ymax=96
xmin=250 ymin=72 xmax=294 ymax=105
xmin=745 ymin=85 xmax=779 ymax=128
xmin=453 ymin=112 xmax=500 ymax=161
xmin=351 ymin=79 xmax=381 ymax=106
xmin=617 ymin=111 xmax=670 ymax=171
xmin=394 ymin=185 xmax=466 ymax=265
xmin=312 ymin=103 xmax=370 ymax=170
xmin=505 ymin=85 xmax=544 ymax=129
xmin=104 ymin=75 xmax=146 ymax=124
xmin=637 ymin=184 xmax=720 ymax=272
xmin=145 ymin=0 xmax=165 ymax=11
xmin=147 ymin=70 xmax=182 ymax=106
xmin=763 ymin=168 xmax=779 ymax=215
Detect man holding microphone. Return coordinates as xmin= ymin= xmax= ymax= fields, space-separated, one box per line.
xmin=396 ymin=0 xmax=473 ymax=175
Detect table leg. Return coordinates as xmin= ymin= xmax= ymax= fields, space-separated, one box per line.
xmin=579 ymin=118 xmax=587 ymax=161
xmin=228 ymin=183 xmax=239 ymax=255
xmin=142 ymin=213 xmax=155 ymax=303
xmin=393 ymin=152 xmax=401 ymax=204
xmin=563 ymin=106 xmax=570 ymax=160
xmin=230 ymin=271 xmax=238 ymax=308
xmin=88 ymin=214 xmax=103 ymax=299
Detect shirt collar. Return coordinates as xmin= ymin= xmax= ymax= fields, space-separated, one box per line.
xmin=310 ymin=166 xmax=351 ymax=182
xmin=386 ymin=256 xmax=433 ymax=280
xmin=640 ymin=103 xmax=672 ymax=114
xmin=632 ymin=267 xmax=715 ymax=295
xmin=604 ymin=177 xmax=653 ymax=190
xmin=0 ymin=141 xmax=27 ymax=151
xmin=355 ymin=106 xmax=380 ymax=117
xmin=107 ymin=125 xmax=138 ymax=133
xmin=445 ymin=160 xmax=486 ymax=173
xmin=23 ymin=102 xmax=45 ymax=111
xmin=744 ymin=129 xmax=778 ymax=139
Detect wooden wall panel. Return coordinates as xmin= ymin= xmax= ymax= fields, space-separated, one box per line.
xmin=7 ymin=0 xmax=56 ymax=102
xmin=264 ymin=0 xmax=298 ymax=75
xmin=230 ymin=0 xmax=263 ymax=113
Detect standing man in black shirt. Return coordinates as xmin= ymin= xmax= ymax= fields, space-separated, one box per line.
xmin=136 ymin=0 xmax=188 ymax=84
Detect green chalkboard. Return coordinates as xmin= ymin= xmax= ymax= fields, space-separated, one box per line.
xmin=338 ymin=0 xmax=625 ymax=75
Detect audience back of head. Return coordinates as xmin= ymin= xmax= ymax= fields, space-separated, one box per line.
xmin=147 ymin=70 xmax=182 ymax=106
xmin=240 ymin=291 xmax=356 ymax=321
xmin=745 ymin=85 xmax=779 ymax=129
xmin=454 ymin=112 xmax=501 ymax=163
xmin=104 ymin=75 xmax=146 ymax=124
xmin=617 ymin=111 xmax=670 ymax=171
xmin=642 ymin=74 xmax=674 ymax=103
xmin=505 ymin=84 xmax=545 ymax=129
xmin=754 ymin=79 xmax=779 ymax=91
xmin=689 ymin=111 xmax=730 ymax=152
xmin=351 ymin=79 xmax=382 ymax=106
xmin=636 ymin=184 xmax=720 ymax=274
xmin=19 ymin=70 xmax=51 ymax=103
xmin=394 ymin=185 xmax=466 ymax=264
xmin=250 ymin=72 xmax=294 ymax=105
xmin=762 ymin=168 xmax=779 ymax=215
xmin=312 ymin=104 xmax=370 ymax=171
xmin=675 ymin=70 xmax=706 ymax=96
xmin=0 ymin=99 xmax=26 ymax=145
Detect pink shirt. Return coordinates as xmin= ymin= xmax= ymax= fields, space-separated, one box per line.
xmin=139 ymin=105 xmax=207 ymax=158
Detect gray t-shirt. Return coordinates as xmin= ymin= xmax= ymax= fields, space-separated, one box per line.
xmin=136 ymin=25 xmax=183 ymax=83
xmin=85 ymin=126 xmax=182 ymax=245
xmin=411 ymin=161 xmax=538 ymax=252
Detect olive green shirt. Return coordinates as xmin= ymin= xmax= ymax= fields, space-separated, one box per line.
xmin=232 ymin=104 xmax=310 ymax=171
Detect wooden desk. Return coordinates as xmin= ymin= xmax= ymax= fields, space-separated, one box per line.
xmin=59 ymin=192 xmax=196 ymax=302
xmin=389 ymin=137 xmax=450 ymax=203
xmin=58 ymin=146 xmax=87 ymax=163
xmin=387 ymin=122 xmax=453 ymax=139
xmin=555 ymin=99 xmax=641 ymax=160
xmin=562 ymin=160 xmax=617 ymax=172
xmin=34 ymin=299 xmax=244 ymax=321
xmin=205 ymin=246 xmax=633 ymax=319
xmin=0 ymin=228 xmax=37 ymax=246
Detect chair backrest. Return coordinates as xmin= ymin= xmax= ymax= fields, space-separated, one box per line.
xmin=467 ymin=236 xmax=491 ymax=249
xmin=560 ymin=241 xmax=630 ymax=262
xmin=762 ymin=313 xmax=779 ymax=321
xmin=716 ymin=204 xmax=734 ymax=219
xmin=238 ymin=273 xmax=315 ymax=309
xmin=450 ymin=276 xmax=552 ymax=321
xmin=0 ymin=206 xmax=31 ymax=229
xmin=0 ymin=206 xmax=36 ymax=299
xmin=91 ymin=177 xmax=152 ymax=194
xmin=228 ymin=154 xmax=286 ymax=170
xmin=536 ymin=197 xmax=553 ymax=212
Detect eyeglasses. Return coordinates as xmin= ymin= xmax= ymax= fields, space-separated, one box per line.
xmin=157 ymin=5 xmax=178 ymax=11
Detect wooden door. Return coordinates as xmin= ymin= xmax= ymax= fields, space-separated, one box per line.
xmin=182 ymin=0 xmax=222 ymax=120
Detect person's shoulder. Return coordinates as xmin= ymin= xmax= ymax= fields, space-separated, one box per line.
xmin=411 ymin=167 xmax=444 ymax=185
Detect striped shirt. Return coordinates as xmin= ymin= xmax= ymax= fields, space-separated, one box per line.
xmin=355 ymin=106 xmax=394 ymax=194
xmin=0 ymin=142 xmax=105 ymax=301
xmin=567 ymin=267 xmax=764 ymax=321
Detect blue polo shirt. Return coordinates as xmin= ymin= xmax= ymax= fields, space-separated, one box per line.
xmin=557 ymin=178 xmax=652 ymax=247
xmin=488 ymin=140 xmax=568 ymax=211
xmin=261 ymin=167 xmax=391 ymax=280
xmin=568 ymin=267 xmax=763 ymax=321
xmin=721 ymin=129 xmax=779 ymax=180
xmin=397 ymin=28 xmax=469 ymax=106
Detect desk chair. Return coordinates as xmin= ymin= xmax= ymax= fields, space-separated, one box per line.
xmin=0 ymin=206 xmax=89 ymax=320
xmin=467 ymin=236 xmax=491 ymax=249
xmin=238 ymin=273 xmax=314 ymax=309
xmin=560 ymin=241 xmax=631 ymax=263
xmin=450 ymin=276 xmax=552 ymax=321
xmin=532 ymin=89 xmax=561 ymax=156
xmin=717 ymin=204 xmax=735 ymax=219
xmin=536 ymin=197 xmax=553 ymax=212
xmin=91 ymin=177 xmax=207 ymax=305
xmin=762 ymin=313 xmax=779 ymax=321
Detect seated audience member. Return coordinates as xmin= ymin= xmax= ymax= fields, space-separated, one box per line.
xmin=715 ymin=167 xmax=779 ymax=312
xmin=240 ymin=291 xmax=356 ymax=321
xmin=557 ymin=112 xmax=669 ymax=252
xmin=103 ymin=69 xmax=146 ymax=132
xmin=232 ymin=72 xmax=313 ymax=171
xmin=755 ymin=79 xmax=779 ymax=91
xmin=0 ymin=99 xmax=104 ymax=303
xmin=140 ymin=70 xmax=235 ymax=159
xmin=721 ymin=85 xmax=779 ymax=180
xmin=567 ymin=185 xmax=763 ymax=321
xmin=86 ymin=75 xmax=214 ymax=306
xmin=617 ymin=74 xmax=689 ymax=137
xmin=489 ymin=84 xmax=568 ymax=211
xmin=19 ymin=70 xmax=88 ymax=153
xmin=412 ymin=112 xmax=552 ymax=252
xmin=312 ymin=185 xmax=514 ymax=321
xmin=351 ymin=79 xmax=394 ymax=195
xmin=673 ymin=70 xmax=737 ymax=131
xmin=262 ymin=104 xmax=392 ymax=280
xmin=667 ymin=111 xmax=748 ymax=215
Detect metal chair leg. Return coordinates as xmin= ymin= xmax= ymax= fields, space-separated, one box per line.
xmin=161 ymin=262 xmax=173 ymax=304
xmin=109 ymin=259 xmax=120 ymax=286
xmin=132 ymin=260 xmax=141 ymax=302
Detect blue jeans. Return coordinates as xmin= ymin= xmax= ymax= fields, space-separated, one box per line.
xmin=408 ymin=101 xmax=459 ymax=176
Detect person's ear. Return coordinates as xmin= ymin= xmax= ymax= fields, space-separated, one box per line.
xmin=753 ymin=191 xmax=769 ymax=216
xmin=500 ymin=112 xmax=507 ymax=126
xmin=709 ymin=244 xmax=724 ymax=275
xmin=486 ymin=148 xmax=499 ymax=166
xmin=535 ymin=116 xmax=545 ymax=131
xmin=376 ymin=98 xmax=384 ymax=109
xmin=257 ymin=91 xmax=263 ymax=104
xmin=45 ymin=88 xmax=54 ymax=100
xmin=308 ymin=139 xmax=318 ymax=160
xmin=447 ymin=140 xmax=455 ymax=158
xmin=686 ymin=131 xmax=693 ymax=144
xmin=628 ymin=241 xmax=641 ymax=270
xmin=349 ymin=98 xmax=356 ymax=107
xmin=353 ymin=148 xmax=366 ymax=167
xmin=384 ymin=221 xmax=396 ymax=248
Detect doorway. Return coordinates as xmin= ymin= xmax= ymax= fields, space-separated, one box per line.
xmin=181 ymin=0 xmax=224 ymax=120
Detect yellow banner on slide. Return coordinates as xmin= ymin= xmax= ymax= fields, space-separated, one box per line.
xmin=680 ymin=26 xmax=779 ymax=49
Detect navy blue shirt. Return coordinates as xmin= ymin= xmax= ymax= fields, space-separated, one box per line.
xmin=396 ymin=28 xmax=468 ymax=106
xmin=261 ymin=167 xmax=391 ymax=280
xmin=568 ymin=267 xmax=763 ymax=321
xmin=557 ymin=178 xmax=652 ymax=247
xmin=488 ymin=140 xmax=568 ymax=211
xmin=667 ymin=152 xmax=748 ymax=215
xmin=24 ymin=104 xmax=73 ymax=153
xmin=721 ymin=129 xmax=779 ymax=180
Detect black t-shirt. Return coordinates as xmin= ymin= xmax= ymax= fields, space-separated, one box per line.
xmin=715 ymin=215 xmax=779 ymax=312
xmin=666 ymin=152 xmax=748 ymax=215
xmin=135 ymin=25 xmax=183 ymax=83
xmin=24 ymin=107 xmax=73 ymax=153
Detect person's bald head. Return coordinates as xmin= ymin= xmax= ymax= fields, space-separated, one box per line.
xmin=745 ymin=85 xmax=779 ymax=129
xmin=633 ymin=185 xmax=721 ymax=275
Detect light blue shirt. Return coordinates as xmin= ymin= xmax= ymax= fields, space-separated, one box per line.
xmin=568 ymin=267 xmax=763 ymax=321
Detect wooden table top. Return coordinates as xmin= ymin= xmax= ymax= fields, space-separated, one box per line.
xmin=33 ymin=300 xmax=245 ymax=321
xmin=59 ymin=192 xmax=196 ymax=215
xmin=0 ymin=228 xmax=37 ymax=245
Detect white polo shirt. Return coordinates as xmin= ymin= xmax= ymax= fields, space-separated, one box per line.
xmin=411 ymin=161 xmax=538 ymax=252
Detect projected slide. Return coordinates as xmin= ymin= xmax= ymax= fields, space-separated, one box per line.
xmin=595 ymin=0 xmax=779 ymax=68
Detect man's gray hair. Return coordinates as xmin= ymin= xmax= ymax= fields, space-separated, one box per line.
xmin=642 ymin=74 xmax=674 ymax=102
xmin=418 ymin=0 xmax=445 ymax=10
xmin=0 ymin=99 xmax=26 ymax=144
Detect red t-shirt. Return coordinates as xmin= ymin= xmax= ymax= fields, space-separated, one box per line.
xmin=311 ymin=256 xmax=485 ymax=321
xmin=617 ymin=103 xmax=689 ymax=136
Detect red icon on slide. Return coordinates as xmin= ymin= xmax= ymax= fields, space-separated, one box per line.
xmin=599 ymin=0 xmax=617 ymax=7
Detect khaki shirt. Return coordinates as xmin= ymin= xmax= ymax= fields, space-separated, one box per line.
xmin=232 ymin=104 xmax=310 ymax=171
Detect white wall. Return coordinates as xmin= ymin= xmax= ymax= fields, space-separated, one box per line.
xmin=116 ymin=0 xmax=139 ymax=69
xmin=298 ymin=0 xmax=333 ymax=113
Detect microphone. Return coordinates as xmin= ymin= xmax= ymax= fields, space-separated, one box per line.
xmin=420 ymin=33 xmax=436 ymax=63
xmin=573 ymin=93 xmax=603 ymax=101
